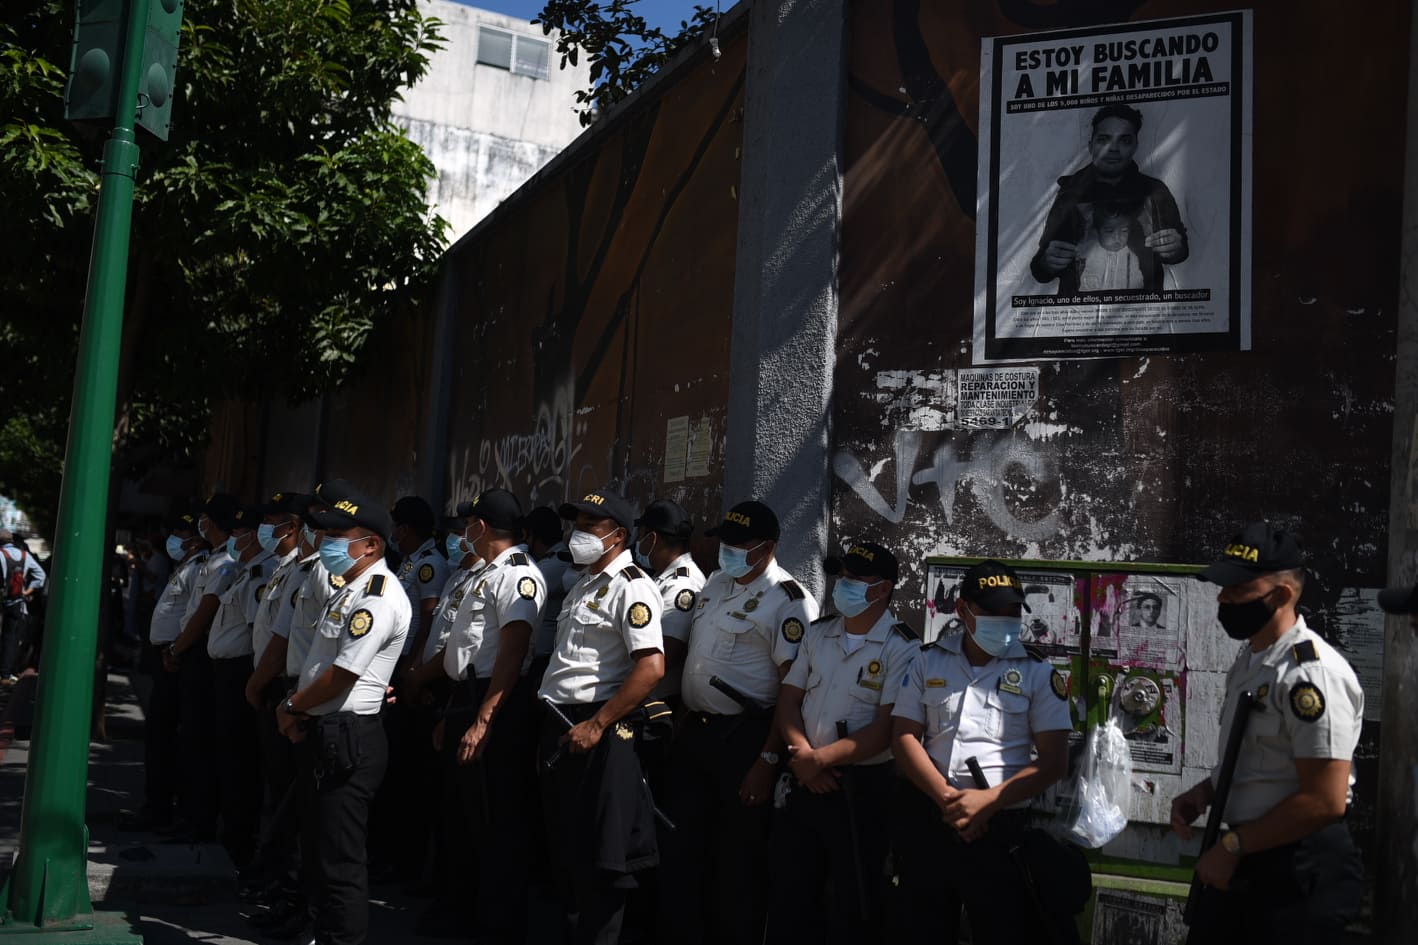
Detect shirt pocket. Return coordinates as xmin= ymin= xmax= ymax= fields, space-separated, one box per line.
xmin=708 ymin=613 xmax=756 ymax=658
xmin=1247 ymin=709 xmax=1291 ymax=773
xmin=984 ymin=688 xmax=1032 ymax=741
xmin=847 ymin=678 xmax=881 ymax=725
xmin=923 ymin=690 xmax=956 ymax=737
xmin=566 ymin=603 xmax=609 ymax=658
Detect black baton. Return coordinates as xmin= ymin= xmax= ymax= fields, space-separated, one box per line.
xmin=965 ymin=755 xmax=1057 ymax=945
xmin=542 ymin=697 xmax=677 ymax=831
xmin=1184 ymin=689 xmax=1255 ymax=938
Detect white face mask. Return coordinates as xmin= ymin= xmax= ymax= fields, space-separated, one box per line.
xmin=568 ymin=528 xmax=612 ymax=565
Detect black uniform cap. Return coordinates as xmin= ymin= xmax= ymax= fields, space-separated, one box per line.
xmin=261 ymin=491 xmax=314 ymax=517
xmin=201 ymin=493 xmax=241 ymax=532
xmin=524 ymin=506 xmax=565 ymax=547
xmin=310 ymin=480 xmax=393 ymax=542
xmin=824 ymin=541 xmax=899 ymax=583
xmin=559 ymin=489 xmax=635 ymax=531
xmin=1197 ymin=522 xmax=1305 ymax=587
xmin=959 ymin=560 xmax=1031 ymax=613
xmin=462 ymin=489 xmax=524 ymax=532
xmin=635 ymin=500 xmax=694 ymax=541
xmin=391 ymin=495 xmax=436 ymax=533
xmin=705 ymin=500 xmax=780 ymax=543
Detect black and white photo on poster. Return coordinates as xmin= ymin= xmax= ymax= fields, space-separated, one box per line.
xmin=973 ymin=12 xmax=1252 ymax=362
xmin=924 ymin=563 xmax=1081 ymax=652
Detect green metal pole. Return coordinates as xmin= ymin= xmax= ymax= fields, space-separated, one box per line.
xmin=0 ymin=0 xmax=150 ymax=931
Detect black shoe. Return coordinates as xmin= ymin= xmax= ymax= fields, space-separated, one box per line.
xmin=264 ymin=908 xmax=312 ymax=941
xmin=247 ymin=900 xmax=300 ymax=930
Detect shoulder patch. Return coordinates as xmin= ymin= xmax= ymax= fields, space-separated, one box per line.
xmin=1023 ymin=643 xmax=1047 ymax=663
xmin=1292 ymin=640 xmax=1319 ymax=664
xmin=674 ymin=588 xmax=696 ymax=612
xmin=517 ymin=576 xmax=538 ymax=601
xmin=249 ymin=565 xmax=263 ymax=579
xmin=509 ymin=552 xmax=529 ymax=567
xmin=301 ymin=559 xmax=316 ymax=572
xmin=891 ymin=621 xmax=920 ymax=642
xmin=674 ymin=566 xmax=690 ymax=577
xmin=628 ymin=601 xmax=652 ymax=629
xmin=365 ymin=574 xmax=387 ymax=597
xmin=349 ymin=609 xmax=374 ymax=638
xmin=781 ymin=580 xmax=805 ymax=601
xmin=418 ymin=563 xmax=435 ymax=583
xmin=620 ymin=565 xmax=647 ymax=581
xmin=1289 ymin=682 xmax=1325 ymax=722
xmin=194 ymin=552 xmax=210 ymax=563
xmin=1050 ymin=669 xmax=1069 ymax=701
xmin=782 ymin=617 xmax=805 ymax=643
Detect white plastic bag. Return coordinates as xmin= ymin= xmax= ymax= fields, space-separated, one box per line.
xmin=1065 ymin=715 xmax=1132 ymax=848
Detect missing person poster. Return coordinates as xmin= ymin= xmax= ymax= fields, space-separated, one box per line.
xmin=973 ymin=12 xmax=1253 ymax=362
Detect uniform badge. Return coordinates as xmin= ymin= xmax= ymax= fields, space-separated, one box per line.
xmin=745 ymin=598 xmax=759 ymax=613
xmin=596 ymin=585 xmax=609 ymax=599
xmin=999 ymin=667 xmax=1024 ymax=695
xmin=926 ymin=678 xmax=947 ymax=688
xmin=782 ymin=618 xmax=804 ymax=643
xmin=628 ymin=602 xmax=652 ymax=629
xmin=518 ymin=577 xmax=538 ymax=601
xmin=867 ymin=660 xmax=882 ymax=676
xmin=614 ymin=722 xmax=635 ymax=741
xmin=1289 ymin=682 xmax=1325 ymax=722
xmin=329 ymin=574 xmax=345 ymax=589
xmin=255 ymin=584 xmax=267 ymax=602
xmin=453 ymin=589 xmax=465 ymax=607
xmin=1050 ymin=669 xmax=1069 ymax=701
xmin=349 ymin=609 xmax=374 ymax=638
xmin=675 ymin=589 xmax=696 ymax=612
xmin=419 ymin=563 xmax=435 ymax=584
xmin=1254 ymin=683 xmax=1270 ymax=706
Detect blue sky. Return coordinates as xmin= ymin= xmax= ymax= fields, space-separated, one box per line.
xmin=456 ymin=0 xmax=709 ymax=35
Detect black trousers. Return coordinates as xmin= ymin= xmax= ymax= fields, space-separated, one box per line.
xmin=142 ymin=657 xmax=183 ymax=821
xmin=764 ymin=762 xmax=894 ymax=945
xmin=302 ymin=712 xmax=388 ymax=945
xmin=211 ymin=655 xmax=262 ymax=868
xmin=176 ymin=646 xmax=218 ymax=833
xmin=249 ymin=676 xmax=300 ymax=891
xmin=657 ymin=711 xmax=774 ymax=945
xmin=1186 ymin=820 xmax=1364 ymax=945
xmin=890 ymin=780 xmax=1080 ymax=945
xmin=0 ymin=604 xmax=28 ymax=676
xmin=368 ymin=658 xmax=430 ymax=876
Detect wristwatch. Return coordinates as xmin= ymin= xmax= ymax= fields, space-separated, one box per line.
xmin=282 ymin=697 xmax=304 ymax=717
xmin=1221 ymin=830 xmax=1243 ymax=855
xmin=166 ymin=643 xmax=178 ymax=659
xmin=758 ymin=751 xmax=781 ymax=766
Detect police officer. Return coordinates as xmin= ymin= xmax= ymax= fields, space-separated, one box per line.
xmin=764 ymin=542 xmax=916 ymax=944
xmin=390 ymin=495 xmax=449 ymax=660
xmin=632 ymin=499 xmax=705 ymax=703
xmin=164 ymin=492 xmax=242 ymax=842
xmin=656 ymin=499 xmax=815 ymax=945
xmin=526 ymin=505 xmax=570 ymax=682
xmin=1171 ymin=523 xmax=1365 ymax=944
xmin=277 ymin=481 xmax=410 ymax=945
xmin=207 ymin=504 xmax=278 ymax=871
xmin=890 ymin=560 xmax=1076 ymax=945
xmin=539 ymin=488 xmax=665 ymax=945
xmin=129 ymin=509 xmax=208 ymax=831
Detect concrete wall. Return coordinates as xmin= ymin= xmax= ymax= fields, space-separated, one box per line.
xmin=393 ymin=1 xmax=589 ymax=239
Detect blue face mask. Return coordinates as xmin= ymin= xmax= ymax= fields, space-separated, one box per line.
xmin=166 ymin=535 xmax=187 ymax=561
xmin=319 ymin=536 xmax=365 ymax=577
xmin=970 ymin=615 xmax=1021 ymax=657
xmin=446 ymin=533 xmax=467 ymax=560
xmin=832 ymin=577 xmax=878 ymax=618
xmin=633 ymin=534 xmax=655 ymax=572
xmin=257 ymin=523 xmax=281 ymax=553
xmin=718 ymin=541 xmax=762 ymax=580
xmin=302 ymin=526 xmax=317 ymax=549
xmin=225 ymin=534 xmax=243 ymax=559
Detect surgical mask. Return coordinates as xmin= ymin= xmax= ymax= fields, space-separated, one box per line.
xmin=302 ymin=526 xmax=317 ymax=550
xmin=1217 ymin=594 xmax=1275 ymax=641
xmin=717 ymin=541 xmax=762 ymax=580
xmin=832 ymin=577 xmax=878 ymax=618
xmin=165 ymin=535 xmax=186 ymax=561
xmin=257 ymin=523 xmax=281 ymax=553
xmin=568 ymin=528 xmax=612 ymax=565
xmin=446 ymin=532 xmax=467 ymax=560
xmin=633 ymin=534 xmax=655 ymax=572
xmin=226 ymin=533 xmax=249 ymax=559
xmin=319 ymin=536 xmax=366 ymax=577
xmin=970 ymin=615 xmax=1021 ymax=657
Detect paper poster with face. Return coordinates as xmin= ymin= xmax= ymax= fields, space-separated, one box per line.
xmin=924 ymin=563 xmax=1082 ymax=653
xmin=973 ymin=12 xmax=1253 ymax=361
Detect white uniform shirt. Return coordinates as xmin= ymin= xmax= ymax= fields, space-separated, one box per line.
xmin=651 ymin=552 xmax=707 ymax=699
xmin=681 ymin=561 xmax=818 ymax=715
xmin=299 ymin=560 xmax=411 ymax=715
xmin=443 ymin=546 xmax=546 ymax=681
xmin=892 ymin=631 xmax=1072 ymax=792
xmin=421 ymin=562 xmax=482 ymax=665
xmin=149 ymin=552 xmax=208 ymax=645
xmin=251 ymin=548 xmax=301 ymax=667
xmin=208 ymin=549 xmax=276 ymax=659
xmin=534 ymin=543 xmax=571 ymax=657
xmin=395 ymin=539 xmax=450 ymax=655
xmin=181 ymin=548 xmax=237 ymax=630
xmin=538 ymin=550 xmax=664 ymax=705
xmin=1213 ymin=616 xmax=1363 ymax=824
xmin=783 ymin=611 xmax=919 ymax=765
xmin=285 ymin=555 xmax=342 ymax=678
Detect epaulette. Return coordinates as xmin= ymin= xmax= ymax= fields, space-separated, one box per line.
xmin=365 ymin=574 xmax=387 ymax=598
xmin=249 ymin=565 xmax=263 ymax=579
xmin=509 ymin=552 xmax=529 ymax=567
xmin=781 ymin=580 xmax=806 ymax=601
xmin=620 ymin=565 xmax=647 ymax=581
xmin=891 ymin=621 xmax=920 ymax=642
xmin=194 ymin=552 xmax=210 ymax=563
xmin=300 ymin=559 xmax=316 ymax=572
xmin=675 ymin=566 xmax=690 ymax=578
xmin=1023 ymin=643 xmax=1046 ymax=663
xmin=1292 ymin=639 xmax=1319 ymax=664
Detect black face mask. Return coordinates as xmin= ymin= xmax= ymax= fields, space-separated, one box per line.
xmin=1217 ymin=593 xmax=1276 ymax=640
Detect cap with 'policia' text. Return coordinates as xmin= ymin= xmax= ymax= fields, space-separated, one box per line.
xmin=824 ymin=541 xmax=899 ymax=583
xmin=310 ymin=480 xmax=393 ymax=541
xmin=559 ymin=489 xmax=635 ymax=532
xmin=1197 ymin=521 xmax=1305 ymax=587
xmin=705 ymin=500 xmax=780 ymax=544
xmin=959 ymin=560 xmax=1031 ymax=613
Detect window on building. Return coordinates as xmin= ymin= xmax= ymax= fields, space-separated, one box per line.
xmin=477 ymin=26 xmax=550 ymax=80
